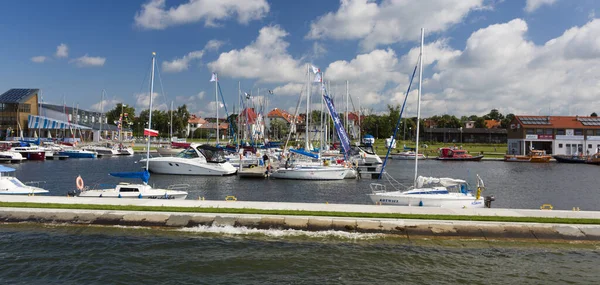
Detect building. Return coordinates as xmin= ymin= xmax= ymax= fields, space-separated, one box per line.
xmin=423 ymin=128 xmax=507 ymax=143
xmin=38 ymin=103 xmax=122 ymax=141
xmin=0 ymin=89 xmax=40 ymax=137
xmin=187 ymin=115 xmax=207 ymax=137
xmin=507 ymin=115 xmax=600 ymax=155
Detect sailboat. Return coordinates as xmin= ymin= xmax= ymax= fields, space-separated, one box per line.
xmin=368 ymin=29 xmax=494 ymax=208
xmin=77 ymin=52 xmax=188 ymax=199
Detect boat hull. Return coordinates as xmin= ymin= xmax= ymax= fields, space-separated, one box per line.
xmin=78 ymin=190 xmax=187 ymax=199
xmin=59 ymin=151 xmax=97 ymax=158
xmin=145 ymin=158 xmax=238 ymax=176
xmin=391 ymin=154 xmax=425 ymax=160
xmin=368 ymin=192 xmax=485 ymax=208
xmin=553 ymin=155 xmax=587 ymax=164
xmin=504 ymin=155 xmax=551 ymax=163
xmin=436 ymin=155 xmax=484 ymax=161
xmin=270 ymin=167 xmax=349 ymax=180
xmin=20 ymin=151 xmax=45 ymax=161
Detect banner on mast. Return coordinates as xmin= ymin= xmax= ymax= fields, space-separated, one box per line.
xmin=323 ymin=90 xmax=351 ymax=157
xmin=144 ymin=128 xmax=159 ymax=137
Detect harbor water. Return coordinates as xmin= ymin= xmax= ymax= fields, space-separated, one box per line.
xmin=8 ymin=155 xmax=600 ymax=211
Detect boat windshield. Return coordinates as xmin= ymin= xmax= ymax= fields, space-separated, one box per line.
xmin=176 ymin=148 xmax=200 ymax=159
xmin=9 ymin=178 xmax=26 ymax=188
xmin=197 ymin=146 xmax=226 ymax=163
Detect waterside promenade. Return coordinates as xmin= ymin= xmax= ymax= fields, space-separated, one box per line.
xmin=1 ymin=196 xmax=599 ymax=242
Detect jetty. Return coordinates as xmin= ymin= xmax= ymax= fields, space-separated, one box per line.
xmin=1 ymin=196 xmax=599 ymax=243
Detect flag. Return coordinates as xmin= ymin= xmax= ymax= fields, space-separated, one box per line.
xmin=210 ymin=73 xmax=217 ymax=82
xmin=244 ymin=92 xmax=252 ymax=100
xmin=314 ymin=72 xmax=322 ymax=83
xmin=144 ymin=128 xmax=159 ymax=137
xmin=219 ymin=103 xmax=224 ymax=108
xmin=311 ymin=65 xmax=320 ymax=74
xmin=268 ymin=90 xmax=273 ymax=95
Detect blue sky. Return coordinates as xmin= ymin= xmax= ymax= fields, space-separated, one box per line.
xmin=1 ymin=0 xmax=599 ymax=118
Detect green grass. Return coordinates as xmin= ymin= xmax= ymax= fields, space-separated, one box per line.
xmin=1 ymin=202 xmax=597 ymax=225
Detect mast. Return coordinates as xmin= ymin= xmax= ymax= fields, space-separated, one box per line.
xmin=305 ymin=64 xmax=310 ymax=150
xmin=99 ymin=89 xmax=104 ymax=140
xmin=146 ymin=52 xmax=156 ymax=172
xmin=169 ymin=101 xmax=173 ymax=139
xmin=238 ymin=81 xmax=241 ymax=149
xmin=414 ymin=28 xmax=424 ymax=187
xmin=319 ymin=72 xmax=324 ymax=158
xmin=358 ymin=96 xmax=361 ymax=143
xmin=215 ymin=72 xmax=219 ymax=145
xmin=346 ymin=80 xmax=349 ymax=137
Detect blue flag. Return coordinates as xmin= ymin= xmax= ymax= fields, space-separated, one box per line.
xmin=323 ymin=92 xmax=351 ymax=157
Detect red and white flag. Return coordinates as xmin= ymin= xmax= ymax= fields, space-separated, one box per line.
xmin=313 ymin=72 xmax=322 ymax=83
xmin=210 ymin=72 xmax=217 ymax=82
xmin=311 ymin=65 xmax=320 ymax=74
xmin=144 ymin=128 xmax=159 ymax=137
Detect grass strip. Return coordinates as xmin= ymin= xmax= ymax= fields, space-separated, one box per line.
xmin=1 ymin=202 xmax=599 ymax=225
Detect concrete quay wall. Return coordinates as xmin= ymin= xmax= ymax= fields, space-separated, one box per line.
xmin=1 ymin=207 xmax=600 ymax=242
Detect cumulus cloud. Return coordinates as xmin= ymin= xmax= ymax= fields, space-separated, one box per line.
xmin=135 ymin=92 xmax=168 ymax=111
xmin=162 ymin=50 xmax=204 ymax=73
xmin=55 ymin=43 xmax=68 ymax=58
xmin=524 ymin=0 xmax=557 ymax=13
xmin=31 ymin=56 xmax=47 ymax=63
xmin=208 ymin=25 xmax=305 ymax=83
xmin=134 ymin=0 xmax=269 ymax=29
xmin=204 ymin=39 xmax=225 ymax=51
xmin=272 ymin=83 xmax=305 ymax=96
xmin=90 ymin=98 xmax=122 ymax=112
xmin=306 ymin=0 xmax=483 ymax=51
xmin=70 ymin=55 xmax=106 ymax=67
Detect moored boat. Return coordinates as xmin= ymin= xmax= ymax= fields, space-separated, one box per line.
xmin=553 ymin=155 xmax=587 ymax=164
xmin=0 ymin=165 xmax=49 ymax=195
xmin=391 ymin=151 xmax=425 ymax=160
xmin=436 ymin=147 xmax=483 ymax=161
xmin=59 ymin=149 xmax=97 ymax=158
xmin=586 ymin=153 xmax=600 ymax=165
xmin=504 ymin=150 xmax=551 ymax=163
xmin=141 ymin=143 xmax=237 ymax=176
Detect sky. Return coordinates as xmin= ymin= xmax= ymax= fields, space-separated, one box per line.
xmin=1 ymin=0 xmax=599 ymax=119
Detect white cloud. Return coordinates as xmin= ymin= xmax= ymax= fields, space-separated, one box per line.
xmin=70 ymin=55 xmax=106 ymax=67
xmin=31 ymin=56 xmax=47 ymax=63
xmin=162 ymin=50 xmax=204 ymax=73
xmin=272 ymin=83 xmax=305 ymax=96
xmin=55 ymin=43 xmax=68 ymax=58
xmin=204 ymin=39 xmax=225 ymax=51
xmin=134 ymin=0 xmax=269 ymax=29
xmin=311 ymin=42 xmax=327 ymax=59
xmin=306 ymin=0 xmax=483 ymax=51
xmin=208 ymin=25 xmax=305 ymax=83
xmin=135 ymin=92 xmax=168 ymax=111
xmin=524 ymin=0 xmax=557 ymax=13
xmin=90 ymin=98 xmax=122 ymax=112
xmin=175 ymin=91 xmax=206 ymax=114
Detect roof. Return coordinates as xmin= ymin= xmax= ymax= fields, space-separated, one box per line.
xmin=188 ymin=115 xmax=207 ymax=124
xmin=267 ymin=108 xmax=302 ymax=123
xmin=199 ymin=122 xmax=229 ymax=130
xmin=0 ymin=89 xmax=39 ymax=103
xmin=485 ymin=120 xmax=501 ymax=129
xmin=514 ymin=115 xmax=600 ymax=129
xmin=424 ymin=128 xmax=507 ymax=134
xmin=240 ymin=108 xmax=258 ymax=124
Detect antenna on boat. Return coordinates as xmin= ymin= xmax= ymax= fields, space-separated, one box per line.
xmin=414 ymin=28 xmax=424 ymax=187
xmin=146 ymin=52 xmax=156 ymax=174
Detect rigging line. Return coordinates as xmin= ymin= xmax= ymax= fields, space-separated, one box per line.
xmin=283 ymin=83 xmax=306 ymax=152
xmin=378 ymin=54 xmax=421 ymax=180
xmin=217 ymin=83 xmax=235 ymax=139
xmin=136 ymin=59 xmax=153 ymax=102
xmin=155 ymin=60 xmax=168 ymax=111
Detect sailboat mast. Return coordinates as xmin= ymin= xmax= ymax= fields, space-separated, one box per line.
xmin=238 ymin=81 xmax=241 ymax=149
xmin=414 ymin=28 xmax=424 ymax=187
xmin=169 ymin=101 xmax=173 ymax=139
xmin=305 ymin=64 xmax=310 ymax=150
xmin=346 ymin=80 xmax=349 ymax=136
xmin=146 ymin=52 xmax=156 ymax=172
xmin=99 ymin=90 xmax=104 ymax=139
xmin=215 ymin=73 xmax=219 ymax=145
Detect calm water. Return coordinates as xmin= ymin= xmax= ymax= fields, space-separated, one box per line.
xmin=0 ymin=223 xmax=599 ymax=284
xmin=3 ymin=157 xmax=600 ymax=284
xmin=9 ymin=155 xmax=600 ymax=210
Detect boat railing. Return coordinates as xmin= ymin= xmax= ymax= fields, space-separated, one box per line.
xmin=167 ymin=184 xmax=190 ymax=190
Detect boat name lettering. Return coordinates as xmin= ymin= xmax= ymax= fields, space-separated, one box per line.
xmin=147 ymin=196 xmax=175 ymax=199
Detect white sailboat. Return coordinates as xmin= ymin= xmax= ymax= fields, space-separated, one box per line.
xmin=77 ymin=52 xmax=187 ymax=199
xmin=368 ymin=29 xmax=493 ymax=208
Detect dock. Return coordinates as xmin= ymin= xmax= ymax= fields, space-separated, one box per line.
xmin=237 ymin=167 xmax=268 ymax=178
xmin=1 ymin=196 xmax=599 ymax=242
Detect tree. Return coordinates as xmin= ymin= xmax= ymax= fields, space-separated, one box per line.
xmin=106 ymin=103 xmax=136 ymax=128
xmin=501 ymin=113 xmax=515 ymax=128
xmin=269 ymin=119 xmax=289 ymax=140
xmin=591 ymin=112 xmax=598 ymax=117
xmin=483 ymin=109 xmax=503 ymax=121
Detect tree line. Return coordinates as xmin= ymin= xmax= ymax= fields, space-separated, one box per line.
xmin=105 ymin=103 xmax=190 ymax=138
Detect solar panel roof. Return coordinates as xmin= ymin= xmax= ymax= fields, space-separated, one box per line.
xmin=0 ymin=89 xmax=39 ymax=103
xmin=519 ymin=116 xmax=551 ymax=125
xmin=578 ymin=117 xmax=600 ymax=126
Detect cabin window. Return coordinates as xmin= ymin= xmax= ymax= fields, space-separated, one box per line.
xmin=558 ymin=144 xmax=563 ymax=148
xmin=526 ymin=128 xmax=535 ymax=134
xmin=574 ymin=129 xmax=583 ymax=135
xmin=545 ymin=129 xmax=553 ymax=135
xmin=119 ymin=187 xmax=140 ymax=192
xmin=556 ymin=129 xmax=565 ymax=135
xmin=536 ymin=128 xmax=544 ymax=135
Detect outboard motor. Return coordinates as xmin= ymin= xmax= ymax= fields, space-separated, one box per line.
xmin=67 ymin=190 xmax=78 ymax=197
xmin=484 ymin=195 xmax=495 ymax=208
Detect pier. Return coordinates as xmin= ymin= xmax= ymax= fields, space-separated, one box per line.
xmin=1 ymin=196 xmax=599 ymax=242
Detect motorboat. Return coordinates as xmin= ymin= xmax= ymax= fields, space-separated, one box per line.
xmin=82 ymin=143 xmax=120 ymax=156
xmin=553 ymin=154 xmax=587 ymax=164
xmin=0 ymin=165 xmax=49 ymax=195
xmin=75 ymin=172 xmax=187 ymax=199
xmin=141 ymin=143 xmax=237 ymax=176
xmin=11 ymin=145 xmax=46 ymax=161
xmin=116 ymin=144 xmax=134 ymax=155
xmin=0 ymin=151 xmax=25 ymax=163
xmin=59 ymin=149 xmax=97 ymax=158
xmin=270 ymin=166 xmax=349 ymax=180
xmin=352 ymin=145 xmax=382 ymax=165
xmin=504 ymin=150 xmax=551 ymax=163
xmin=436 ymin=147 xmax=483 ymax=161
xmin=586 ymin=153 xmax=600 ymax=165
xmin=391 ymin=151 xmax=425 ymax=160
xmin=369 ymin=175 xmax=493 ymax=208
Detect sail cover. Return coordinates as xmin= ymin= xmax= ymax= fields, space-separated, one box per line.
xmin=323 ymin=91 xmax=351 ymax=158
xmin=109 ymin=170 xmax=150 ymax=184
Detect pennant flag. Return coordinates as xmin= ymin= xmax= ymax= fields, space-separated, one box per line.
xmin=144 ymin=128 xmax=159 ymax=137
xmin=314 ymin=72 xmax=322 ymax=83
xmin=311 ymin=65 xmax=320 ymax=74
xmin=268 ymin=90 xmax=273 ymax=95
xmin=210 ymin=72 xmax=217 ymax=82
xmin=244 ymin=92 xmax=252 ymax=100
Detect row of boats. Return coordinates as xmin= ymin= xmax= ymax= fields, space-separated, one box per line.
xmin=0 ymin=140 xmax=134 ymax=162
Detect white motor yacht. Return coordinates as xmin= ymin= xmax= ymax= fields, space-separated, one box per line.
xmin=141 ymin=143 xmax=237 ymax=176
xmin=0 ymin=165 xmax=49 ymax=195
xmin=75 ymin=172 xmax=187 ymax=199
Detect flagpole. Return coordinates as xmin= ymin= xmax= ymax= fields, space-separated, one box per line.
xmin=215 ymin=73 xmax=219 ymax=146
xmin=147 ymin=52 xmax=156 ymax=173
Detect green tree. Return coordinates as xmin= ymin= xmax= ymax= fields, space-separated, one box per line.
xmin=106 ymin=103 xmax=136 ymax=128
xmin=591 ymin=112 xmax=598 ymax=117
xmin=269 ymin=119 xmax=289 ymax=140
xmin=501 ymin=113 xmax=515 ymax=128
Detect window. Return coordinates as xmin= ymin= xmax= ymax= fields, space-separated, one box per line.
xmin=575 ymin=129 xmax=583 ymax=135
xmin=589 ymin=144 xmax=593 ymax=149
xmin=556 ymin=129 xmax=565 ymax=135
xmin=18 ymin=104 xmax=30 ymax=113
xmin=587 ymin=130 xmax=594 ymax=136
xmin=526 ymin=128 xmax=535 ymax=134
xmin=536 ymin=128 xmax=544 ymax=135
xmin=558 ymin=144 xmax=563 ymax=148
xmin=119 ymin=187 xmax=140 ymax=192
xmin=596 ymin=130 xmax=600 ymax=136
xmin=545 ymin=129 xmax=553 ymax=135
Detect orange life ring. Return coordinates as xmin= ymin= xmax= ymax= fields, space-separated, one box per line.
xmin=76 ymin=175 xmax=84 ymax=190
